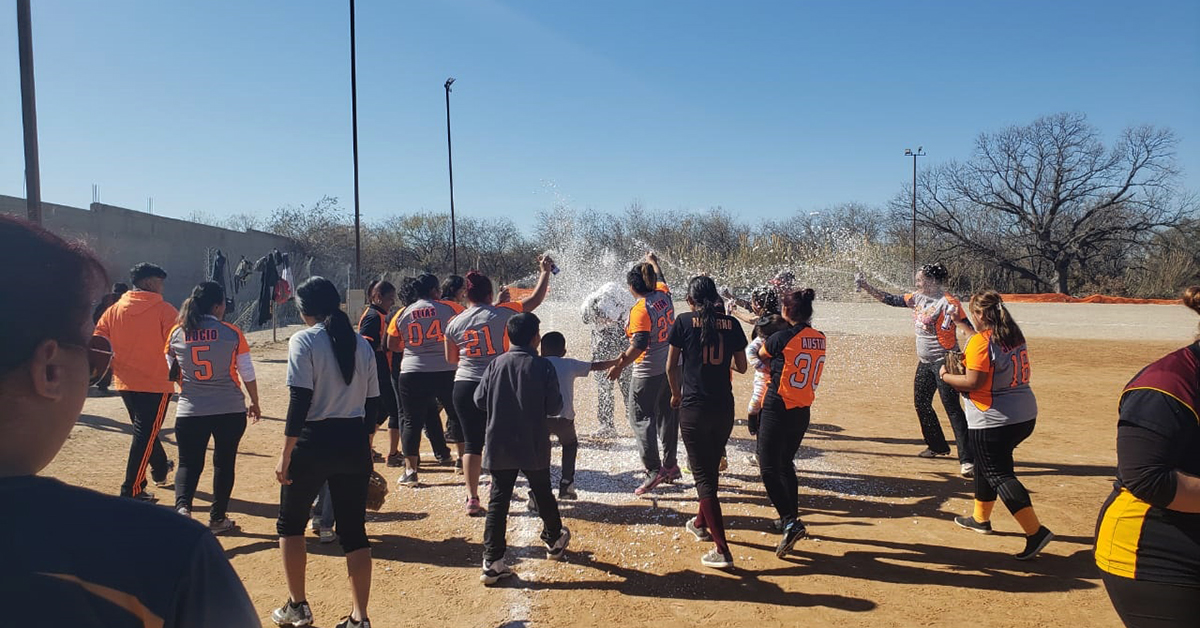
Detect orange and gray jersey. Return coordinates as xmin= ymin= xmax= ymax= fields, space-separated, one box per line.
xmin=166 ymin=316 xmax=254 ymax=417
xmin=883 ymin=290 xmax=967 ymax=363
xmin=962 ymin=330 xmax=1037 ymax=429
xmin=625 ymin=282 xmax=674 ymax=378
xmin=445 ymin=301 xmax=525 ymax=382
xmin=388 ymin=298 xmax=465 ymax=373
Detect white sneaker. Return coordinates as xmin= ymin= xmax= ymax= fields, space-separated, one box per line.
xmin=177 ymin=507 xmax=191 ymax=518
xmin=546 ymin=527 xmax=571 ymax=561
xmin=960 ymin=463 xmax=975 ymax=478
xmin=270 ymin=599 xmax=313 ymax=627
xmin=480 ymin=557 xmax=513 ymax=586
xmin=397 ymin=469 xmax=419 ymax=487
xmin=686 ymin=517 xmax=712 ymax=542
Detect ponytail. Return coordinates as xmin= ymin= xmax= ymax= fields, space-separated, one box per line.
xmin=297 ymin=276 xmax=357 ymax=385
xmin=970 ymin=290 xmax=1025 ymax=349
xmin=1183 ymin=285 xmax=1200 ymax=339
xmin=415 ymin=273 xmax=440 ymax=301
xmin=627 ymin=262 xmax=658 ymax=296
xmin=687 ymin=276 xmax=722 ymax=347
xmin=782 ymin=288 xmax=816 ymax=325
xmin=178 ymin=281 xmax=225 ymax=333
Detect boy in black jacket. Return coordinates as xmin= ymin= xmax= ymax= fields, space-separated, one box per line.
xmin=473 ymin=313 xmax=572 ymax=585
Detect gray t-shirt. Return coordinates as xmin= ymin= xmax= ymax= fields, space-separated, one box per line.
xmin=390 ymin=298 xmax=464 ymax=373
xmin=544 ymin=356 xmax=592 ymax=420
xmin=884 ymin=290 xmax=968 ymax=363
xmin=166 ymin=316 xmax=252 ymax=417
xmin=286 ymin=323 xmax=380 ymax=421
xmin=445 ymin=302 xmax=525 ymax=382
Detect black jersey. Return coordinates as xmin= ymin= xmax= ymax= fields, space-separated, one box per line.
xmin=668 ymin=311 xmax=748 ymax=408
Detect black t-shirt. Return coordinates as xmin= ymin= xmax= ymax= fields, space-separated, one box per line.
xmin=0 ymin=476 xmax=258 ymax=627
xmin=668 ymin=311 xmax=748 ymax=408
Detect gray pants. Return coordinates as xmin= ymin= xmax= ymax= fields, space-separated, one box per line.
xmin=628 ymin=373 xmax=678 ymax=472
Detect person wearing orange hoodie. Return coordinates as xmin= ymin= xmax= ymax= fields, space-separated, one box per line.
xmin=94 ymin=263 xmax=179 ymax=501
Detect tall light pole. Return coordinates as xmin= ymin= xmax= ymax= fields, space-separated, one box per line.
xmin=444 ymin=77 xmax=458 ymax=275
xmin=349 ymin=0 xmax=362 ymax=287
xmin=17 ymin=0 xmax=41 ymax=225
xmin=904 ymin=146 xmax=925 ymax=275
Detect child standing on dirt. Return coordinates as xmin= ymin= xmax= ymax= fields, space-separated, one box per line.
xmin=473 ymin=313 xmax=572 ymax=585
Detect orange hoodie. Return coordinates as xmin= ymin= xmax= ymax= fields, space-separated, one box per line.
xmin=94 ymin=291 xmax=179 ymax=393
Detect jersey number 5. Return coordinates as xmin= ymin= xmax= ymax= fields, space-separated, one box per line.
xmin=191 ymin=345 xmax=213 ymax=381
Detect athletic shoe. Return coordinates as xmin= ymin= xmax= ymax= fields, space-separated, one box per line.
xmin=559 ymin=480 xmax=577 ymax=501
xmin=681 ymin=465 xmax=693 ymax=476
xmin=371 ymin=449 xmax=384 ymax=463
xmin=129 ymin=490 xmax=158 ymax=503
xmin=435 ymin=453 xmax=455 ymax=466
xmin=318 ymin=528 xmax=337 ymax=544
xmin=386 ymin=453 xmax=404 ymax=468
xmin=595 ymin=425 xmax=619 ymax=439
xmin=634 ymin=469 xmax=666 ymax=496
xmin=209 ymin=518 xmax=236 ymax=535
xmin=775 ymin=520 xmax=808 ymax=558
xmin=177 ymin=507 xmax=191 ymax=518
xmin=526 ymin=490 xmax=540 ymax=515
xmin=270 ymin=599 xmax=313 ymax=627
xmin=686 ymin=517 xmax=712 ymax=542
xmin=310 ymin=517 xmax=321 ymax=535
xmin=960 ymin=462 xmax=975 ymax=478
xmin=397 ymin=469 xmax=419 ymax=487
xmin=954 ymin=515 xmax=993 ymax=534
xmin=546 ymin=527 xmax=571 ymax=561
xmin=454 ymin=458 xmax=464 ymax=475
xmin=335 ymin=616 xmax=370 ymax=628
xmin=769 ymin=518 xmax=784 ymax=533
xmin=918 ymin=448 xmax=951 ymax=459
xmin=700 ymin=548 xmax=734 ymax=570
xmin=480 ymin=557 xmax=512 ymax=586
xmin=152 ymin=460 xmax=175 ymax=488
xmin=663 ymin=465 xmax=683 ymax=483
xmin=746 ymin=454 xmax=759 ymax=468
xmin=718 ymin=456 xmax=728 ymax=472
xmin=466 ymin=497 xmax=487 ymax=517
xmin=1015 ymin=526 xmax=1054 ymax=561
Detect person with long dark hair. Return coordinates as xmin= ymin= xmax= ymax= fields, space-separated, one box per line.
xmin=445 ymin=257 xmax=554 ymax=516
xmin=607 ymin=253 xmax=678 ymax=495
xmin=758 ymin=288 xmax=826 ymax=558
xmin=858 ymin=263 xmax=975 ymax=475
xmin=272 ymin=277 xmax=380 ymax=628
xmin=941 ymin=291 xmax=1051 ymax=559
xmin=387 ymin=273 xmax=462 ymax=486
xmin=667 ymin=276 xmax=748 ymax=569
xmin=167 ymin=281 xmax=261 ymax=534
xmin=91 ymin=282 xmax=128 ymax=395
xmin=358 ymin=280 xmax=399 ymax=463
xmin=1094 ymin=286 xmax=1200 ymax=627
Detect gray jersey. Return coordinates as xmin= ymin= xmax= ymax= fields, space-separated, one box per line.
xmin=962 ymin=331 xmax=1038 ymax=429
xmin=389 ymin=298 xmax=464 ymax=373
xmin=445 ymin=302 xmax=525 ymax=382
xmin=287 ymin=323 xmax=380 ymax=421
xmin=167 ymin=316 xmax=251 ymax=417
xmin=885 ymin=290 xmax=968 ymax=363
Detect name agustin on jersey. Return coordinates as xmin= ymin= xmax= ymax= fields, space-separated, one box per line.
xmin=801 ymin=336 xmax=826 ymax=351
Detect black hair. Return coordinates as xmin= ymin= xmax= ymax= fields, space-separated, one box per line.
xmin=397 ymin=277 xmax=421 ymax=307
xmin=753 ymin=314 xmax=789 ymax=340
xmin=179 ymin=282 xmax=226 ymax=333
xmin=112 ymin=283 xmax=130 ymax=295
xmin=296 ymin=276 xmax=358 ymax=385
xmin=0 ymin=215 xmax=106 ymax=376
xmin=441 ymin=275 xmax=465 ymax=300
xmin=782 ymin=288 xmax=816 ymax=324
xmin=129 ymin=262 xmax=167 ymax=287
xmin=626 ymin=262 xmax=658 ymax=296
xmin=687 ymin=276 xmax=723 ymax=347
xmin=415 ymin=273 xmax=440 ymax=300
xmin=367 ymin=280 xmax=396 ymax=305
xmin=920 ymin=263 xmax=949 ymax=284
xmin=465 ymin=271 xmax=494 ymax=304
xmin=751 ymin=285 xmax=780 ymax=315
xmin=506 ymin=312 xmax=540 ymax=347
xmin=541 ymin=331 xmax=566 ymax=355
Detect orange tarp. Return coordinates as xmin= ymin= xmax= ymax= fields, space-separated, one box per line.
xmin=999 ymin=293 xmax=1182 ymax=305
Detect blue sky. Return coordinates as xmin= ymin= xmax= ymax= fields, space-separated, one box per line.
xmin=2 ymin=1 xmax=1198 ymax=230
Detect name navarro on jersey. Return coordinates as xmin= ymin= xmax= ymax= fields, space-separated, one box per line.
xmin=184 ymin=329 xmax=220 ymax=343
xmin=689 ymin=317 xmax=735 ymax=330
xmin=801 ymin=336 xmax=826 ymax=351
xmin=412 ymin=307 xmax=437 ymax=319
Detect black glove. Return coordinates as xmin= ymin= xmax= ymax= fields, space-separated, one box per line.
xmin=748 ymin=412 xmax=760 ymax=436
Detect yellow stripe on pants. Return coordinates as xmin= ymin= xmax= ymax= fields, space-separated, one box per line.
xmin=1095 ymin=488 xmax=1152 ymax=579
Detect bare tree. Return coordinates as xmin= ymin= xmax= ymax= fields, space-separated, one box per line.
xmin=900 ymin=113 xmax=1188 ymax=294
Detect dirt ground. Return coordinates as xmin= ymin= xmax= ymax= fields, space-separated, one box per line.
xmin=47 ymin=300 xmax=1197 ymax=628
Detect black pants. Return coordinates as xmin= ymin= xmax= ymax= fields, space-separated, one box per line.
xmin=757 ymin=399 xmax=809 ymax=526
xmin=484 ymin=468 xmax=563 ymax=562
xmin=453 ymin=380 xmax=487 ymax=456
xmin=680 ymin=402 xmax=734 ymax=501
xmin=547 ymin=417 xmax=579 ymax=485
xmin=276 ymin=417 xmax=372 ymax=553
xmin=119 ymin=391 xmax=172 ymax=497
xmin=914 ymin=359 xmax=972 ymax=463
xmin=387 ymin=373 xmax=404 ymax=430
xmin=970 ymin=420 xmax=1036 ymax=513
xmin=397 ymin=371 xmax=454 ymax=459
xmin=174 ymin=412 xmax=247 ymax=520
xmin=1103 ymin=572 xmax=1200 ymax=628
xmin=375 ymin=361 xmax=399 ymax=429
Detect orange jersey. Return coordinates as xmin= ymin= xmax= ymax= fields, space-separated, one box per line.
xmin=625 ymin=281 xmax=674 ymax=377
xmin=94 ymin=290 xmax=178 ymax=393
xmin=763 ymin=324 xmax=827 ymax=410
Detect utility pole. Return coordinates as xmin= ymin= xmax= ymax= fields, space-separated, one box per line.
xmin=349 ymin=0 xmax=362 ymax=287
xmin=445 ymin=77 xmax=458 ymax=275
xmin=17 ymin=0 xmax=41 ymax=225
xmin=905 ymin=147 xmax=925 ymax=275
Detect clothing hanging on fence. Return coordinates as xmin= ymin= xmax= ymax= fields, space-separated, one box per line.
xmin=207 ymin=249 xmax=229 ymax=292
xmin=256 ymin=253 xmax=280 ymax=326
xmin=233 ymin=256 xmax=252 ymax=294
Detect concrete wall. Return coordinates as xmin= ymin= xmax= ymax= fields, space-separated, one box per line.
xmin=1 ymin=195 xmax=297 ymax=308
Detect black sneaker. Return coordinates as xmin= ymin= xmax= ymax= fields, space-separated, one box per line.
xmin=559 ymin=480 xmax=577 ymax=500
xmin=454 ymin=458 xmax=464 ymax=475
xmin=954 ymin=515 xmax=993 ymax=535
xmin=769 ymin=518 xmax=784 ymax=533
xmin=1015 ymin=526 xmax=1054 ymax=561
xmin=775 ymin=519 xmax=807 ymax=558
xmin=152 ymin=460 xmax=175 ymax=488
xmin=385 ymin=453 xmax=404 ymax=468
xmin=129 ymin=490 xmax=158 ymax=503
xmin=335 ymin=616 xmax=370 ymax=628
xmin=918 ymin=448 xmax=951 ymax=459
xmin=435 ymin=453 xmax=455 ymax=466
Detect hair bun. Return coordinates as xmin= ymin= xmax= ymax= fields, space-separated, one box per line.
xmin=1184 ymin=285 xmax=1200 ymax=316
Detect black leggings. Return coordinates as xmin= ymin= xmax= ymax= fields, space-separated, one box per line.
xmin=452 ymin=380 xmax=486 ymax=456
xmin=1103 ymin=572 xmax=1200 ymax=628
xmin=276 ymin=417 xmax=372 ymax=553
xmin=970 ymin=420 xmax=1036 ymax=513
xmin=757 ymin=399 xmax=810 ymax=526
xmin=174 ymin=412 xmax=247 ymax=520
xmin=375 ymin=360 xmax=399 ymax=428
xmin=914 ymin=359 xmax=971 ymax=463
xmin=680 ymin=402 xmax=734 ymax=501
xmin=397 ymin=370 xmax=454 ymax=460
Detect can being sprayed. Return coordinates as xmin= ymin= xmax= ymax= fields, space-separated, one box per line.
xmin=543 ymin=250 xmax=560 ymax=275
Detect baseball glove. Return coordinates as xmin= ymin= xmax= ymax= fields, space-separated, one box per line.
xmin=366 ymin=470 xmax=389 ymax=511
xmin=944 ymin=350 xmax=966 ymax=376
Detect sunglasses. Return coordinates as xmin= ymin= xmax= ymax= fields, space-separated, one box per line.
xmin=65 ymin=336 xmax=114 ymax=385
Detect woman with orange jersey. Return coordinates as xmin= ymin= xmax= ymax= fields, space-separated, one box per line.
xmin=757 ymin=289 xmax=825 ymax=558
xmin=358 ymin=280 xmax=398 ymax=463
xmin=940 ymin=291 xmax=1052 ymax=560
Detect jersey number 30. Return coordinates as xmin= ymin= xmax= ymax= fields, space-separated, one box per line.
xmin=788 ymin=353 xmax=825 ymax=391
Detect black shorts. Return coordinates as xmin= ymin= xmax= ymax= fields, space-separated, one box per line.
xmin=276 ymin=417 xmax=372 ymax=553
xmin=452 ymin=380 xmax=486 ymax=456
